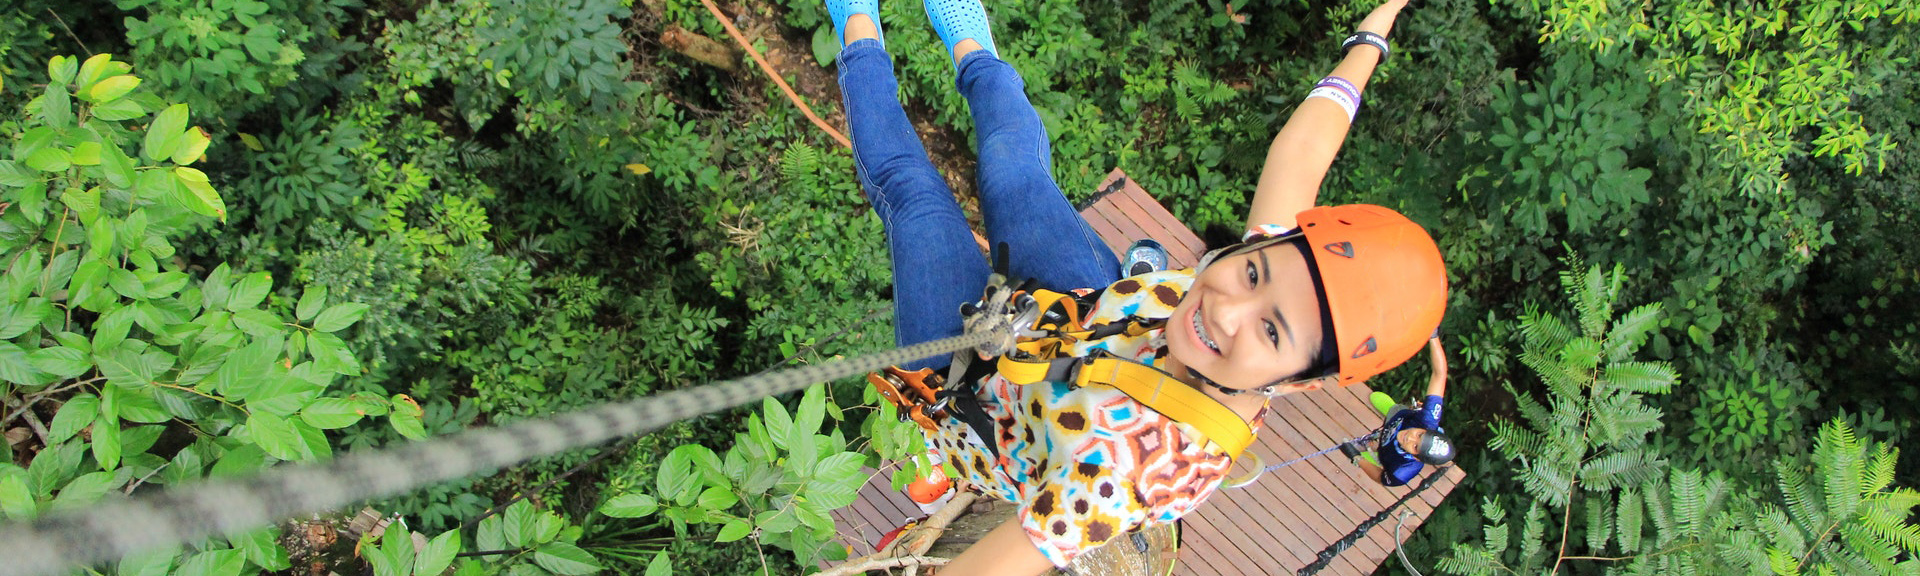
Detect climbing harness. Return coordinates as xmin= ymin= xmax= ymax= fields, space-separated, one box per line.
xmin=0 ymin=331 xmax=995 ymax=576
xmin=873 ymin=270 xmax=1262 ymax=459
xmin=1294 ymin=467 xmax=1448 ymax=576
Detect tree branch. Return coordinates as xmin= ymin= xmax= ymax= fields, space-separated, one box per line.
xmin=808 ymin=555 xmax=951 ymax=576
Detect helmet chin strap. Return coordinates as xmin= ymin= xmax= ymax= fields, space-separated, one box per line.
xmin=1186 ymin=367 xmax=1330 ymax=397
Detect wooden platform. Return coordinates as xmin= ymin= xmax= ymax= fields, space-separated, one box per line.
xmin=827 ymin=169 xmax=1463 ymax=575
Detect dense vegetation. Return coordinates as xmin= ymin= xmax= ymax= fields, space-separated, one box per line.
xmin=0 ymin=0 xmax=1914 ymax=574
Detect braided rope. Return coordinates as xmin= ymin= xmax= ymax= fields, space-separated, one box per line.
xmin=0 ymin=331 xmax=993 ymax=576
xmin=1294 ymin=468 xmax=1448 ymax=576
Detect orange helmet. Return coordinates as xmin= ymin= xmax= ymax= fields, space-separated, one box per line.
xmin=1198 ymin=205 xmax=1447 ymax=386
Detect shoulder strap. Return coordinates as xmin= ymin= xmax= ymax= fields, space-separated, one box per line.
xmin=995 ymin=355 xmax=1255 ymax=458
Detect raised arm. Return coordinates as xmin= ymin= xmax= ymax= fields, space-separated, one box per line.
xmin=1425 ymin=336 xmax=1447 ymax=398
xmin=1246 ymin=0 xmax=1411 ymax=230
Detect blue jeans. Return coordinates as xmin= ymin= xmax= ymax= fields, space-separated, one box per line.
xmin=837 ymin=40 xmax=1119 ymax=370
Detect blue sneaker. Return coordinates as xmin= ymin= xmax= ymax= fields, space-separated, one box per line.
xmin=1123 ymin=239 xmax=1169 ymax=277
xmin=924 ymin=0 xmax=997 ymax=65
xmin=827 ymin=0 xmax=883 ymax=49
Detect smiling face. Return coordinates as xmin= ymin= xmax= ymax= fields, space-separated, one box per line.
xmin=1397 ymin=428 xmax=1427 ymax=453
xmin=1162 ymin=241 xmax=1329 ymax=392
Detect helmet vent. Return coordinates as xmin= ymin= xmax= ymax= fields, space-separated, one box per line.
xmin=1351 ymin=337 xmax=1378 ymax=358
xmin=1323 ymin=241 xmax=1355 ymax=258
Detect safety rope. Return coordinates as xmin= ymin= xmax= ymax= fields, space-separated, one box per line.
xmin=1294 ymin=467 xmax=1447 ymax=576
xmin=0 ymin=331 xmax=994 ymax=576
xmin=1227 ymin=426 xmax=1386 ymax=490
xmin=1393 ymin=509 xmax=1426 ymax=576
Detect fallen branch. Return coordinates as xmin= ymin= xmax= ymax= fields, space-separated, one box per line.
xmin=695 ymin=0 xmax=851 ymax=149
xmin=661 ymin=24 xmax=740 ymax=72
xmin=809 ymin=554 xmax=951 ymax=576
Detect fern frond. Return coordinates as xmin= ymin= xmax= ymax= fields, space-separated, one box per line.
xmin=1437 ymin=544 xmax=1507 ymax=576
xmin=1759 ymin=502 xmax=1810 ymax=558
xmin=1520 ymin=504 xmax=1549 ymax=565
xmin=1863 ymin=443 xmax=1896 ymax=497
xmin=1581 ymin=450 xmax=1661 ymax=491
xmin=1172 ymin=59 xmax=1205 ymax=89
xmin=1586 ymin=491 xmax=1614 ymax=553
xmin=1490 ymin=419 xmax=1549 ymax=460
xmin=1528 ymin=459 xmax=1575 ymax=507
xmin=1817 ymin=420 xmax=1865 ymax=520
xmin=1768 ymin=546 xmax=1802 ymax=576
xmin=1519 ymin=312 xmax=1576 ymax=358
xmin=1838 ymin=523 xmax=1900 ymax=575
xmin=1645 ymin=477 xmax=1678 ymax=544
xmin=1173 ymin=88 xmax=1200 ymax=120
xmin=1602 ymin=360 xmax=1678 ymax=395
xmin=1779 ymin=460 xmax=1830 ymax=531
xmin=1574 ymin=264 xmax=1612 ymax=338
xmin=1720 ymin=525 xmax=1771 ymax=572
xmin=1486 ymin=519 xmax=1511 ymax=556
xmin=1561 ymin=336 xmax=1604 ymax=382
xmin=1204 ymin=82 xmax=1237 ymax=104
xmin=1481 ymin=496 xmax=1508 ymax=524
xmin=1673 ymin=468 xmax=1706 ymax=539
xmin=1604 ymin=302 xmax=1664 ymax=360
xmin=1617 ymin=489 xmax=1645 ymax=553
xmin=1609 ymin=400 xmax=1667 ymax=445
xmin=780 ymin=142 xmax=820 ymax=187
xmin=1506 ymin=381 xmax=1554 ymax=432
xmin=1857 ymin=496 xmax=1920 ymax=554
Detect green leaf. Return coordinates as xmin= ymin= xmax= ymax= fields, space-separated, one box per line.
xmin=296 ymin=289 xmax=325 ymax=322
xmin=532 ymin=542 xmax=602 ymax=575
xmin=811 ymin=26 xmax=838 ymax=67
xmin=0 ymin=298 xmax=54 ymax=338
xmin=231 ymin=309 xmax=284 ymax=338
xmin=226 ymin=272 xmax=271 ymax=311
xmin=656 ymin=445 xmax=700 ymax=503
xmin=763 ymin=397 xmax=792 ymax=450
xmin=48 ymin=55 xmax=77 ymax=86
xmin=300 ymin=398 xmax=367 ymax=429
xmin=49 ymin=471 xmax=117 ymax=511
xmin=389 ymin=395 xmax=427 ymax=440
xmin=92 ymin=413 xmax=121 ymax=470
xmin=0 ymin=467 xmax=34 ymax=520
xmin=174 ymin=549 xmax=245 ymax=576
xmin=60 ymin=186 xmax=101 ymax=223
xmin=644 ymin=552 xmax=670 ymax=576
xmin=70 ymin=142 xmax=103 ymax=166
xmin=172 ymin=167 xmax=225 ymax=221
xmin=92 ymin=99 xmax=147 ymax=121
xmin=476 ymin=516 xmax=505 ymax=552
xmin=696 ymin=486 xmax=738 ymax=511
xmin=77 ymin=54 xmax=113 ymax=89
xmin=232 ymin=527 xmax=290 ymax=571
xmin=86 ymin=75 xmax=142 ymax=103
xmin=313 ymin=302 xmax=370 ymax=333
xmin=47 ymin=394 xmax=99 ymax=444
xmin=115 ymin=544 xmax=179 ymax=576
xmin=415 ymin=530 xmax=460 ymax=576
xmin=715 ymin=518 xmax=751 ymax=543
xmin=100 ymin=140 xmax=136 ymax=188
xmin=171 ymin=127 xmax=211 ymax=165
xmin=0 ymin=341 xmax=43 ymax=386
xmin=248 ymin=410 xmax=311 ymax=461
xmin=25 ymin=148 xmax=71 ymax=172
xmin=142 ymin=104 xmax=189 ymax=163
xmin=503 ymin=500 xmax=535 ymax=548
xmin=599 ymin=493 xmax=658 ymax=518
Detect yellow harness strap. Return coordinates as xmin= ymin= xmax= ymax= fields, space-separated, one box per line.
xmin=995 ymin=355 xmax=1256 ymax=458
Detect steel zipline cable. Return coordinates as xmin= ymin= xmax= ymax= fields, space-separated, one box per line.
xmin=0 ymin=331 xmax=995 ymax=576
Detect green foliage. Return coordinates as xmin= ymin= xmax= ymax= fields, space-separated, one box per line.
xmin=1440 ymin=259 xmax=1920 ymax=576
xmin=601 ymin=384 xmax=875 ymax=568
xmin=114 ymin=0 xmax=356 ymax=126
xmin=0 ymin=54 xmax=401 ymax=572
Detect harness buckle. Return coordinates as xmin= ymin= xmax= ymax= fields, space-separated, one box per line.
xmin=960 ymin=273 xmax=1046 ymax=358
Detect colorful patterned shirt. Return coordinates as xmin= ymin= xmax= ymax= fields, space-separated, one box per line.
xmin=922 ymin=269 xmax=1266 ymax=567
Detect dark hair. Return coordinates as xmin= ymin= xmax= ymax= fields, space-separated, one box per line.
xmin=1285 ymin=238 xmax=1341 ymax=381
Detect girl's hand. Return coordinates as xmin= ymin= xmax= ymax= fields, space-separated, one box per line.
xmin=1356 ymin=0 xmax=1411 ymax=38
xmin=1426 ymin=337 xmax=1447 ymax=387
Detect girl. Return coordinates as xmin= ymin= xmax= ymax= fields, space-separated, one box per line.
xmin=828 ymin=0 xmax=1443 ymax=572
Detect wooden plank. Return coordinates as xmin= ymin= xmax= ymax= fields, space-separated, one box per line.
xmin=1077 ymin=205 xmax=1134 ymax=257
xmin=1175 ymin=516 xmax=1253 ymax=576
xmin=1248 ymin=404 xmax=1389 ymax=573
xmin=1264 ymin=396 xmax=1401 ymax=564
xmin=1113 ymin=183 xmax=1206 ymax=266
xmin=1191 ymin=485 xmax=1305 ymax=573
xmin=1088 ymin=199 xmax=1153 ymax=252
xmin=1244 ymin=418 xmax=1364 ymax=567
